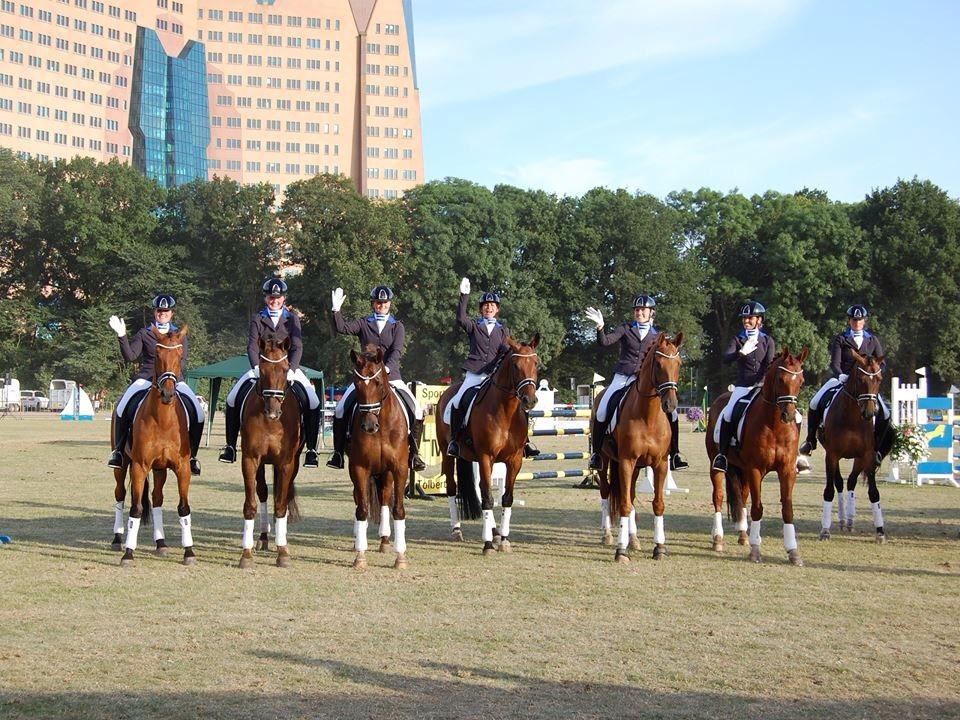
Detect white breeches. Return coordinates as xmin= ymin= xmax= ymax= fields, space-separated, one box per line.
xmin=336 ymin=380 xmax=422 ymax=420
xmin=596 ymin=373 xmax=634 ymax=422
xmin=444 ymin=371 xmax=487 ymax=423
xmin=226 ymin=367 xmax=318 ymax=409
xmin=117 ymin=378 xmax=204 ymax=421
xmin=810 ymin=377 xmax=841 ymax=410
xmin=721 ymin=385 xmax=755 ymax=423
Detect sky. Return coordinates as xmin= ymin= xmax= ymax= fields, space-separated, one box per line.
xmin=411 ymin=0 xmax=960 ymax=202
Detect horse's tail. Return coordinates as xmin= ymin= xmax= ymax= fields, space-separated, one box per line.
xmin=607 ymin=460 xmax=623 ymax=524
xmin=455 ymin=459 xmax=483 ymax=520
xmin=274 ymin=471 xmax=301 ymax=524
xmin=127 ymin=474 xmax=152 ymax=525
xmin=725 ymin=470 xmax=742 ymax=523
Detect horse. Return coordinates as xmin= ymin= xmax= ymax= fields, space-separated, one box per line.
xmin=599 ymin=332 xmax=683 ymax=562
xmin=347 ymin=346 xmax=410 ymax=570
xmin=116 ymin=326 xmax=195 ymax=567
xmin=434 ymin=335 xmax=541 ymax=554
xmin=816 ymin=352 xmax=886 ymax=542
xmin=705 ymin=346 xmax=808 ymax=565
xmin=237 ymin=334 xmax=304 ymax=569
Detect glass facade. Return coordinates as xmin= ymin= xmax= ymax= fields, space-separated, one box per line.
xmin=130 ymin=27 xmax=208 ymax=188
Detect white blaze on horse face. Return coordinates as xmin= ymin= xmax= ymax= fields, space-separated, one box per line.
xmin=242 ymin=518 xmax=255 ymax=549
xmin=151 ymin=507 xmax=165 ymax=542
xmin=783 ymin=523 xmax=798 ymax=552
xmin=125 ymin=516 xmax=141 ymax=551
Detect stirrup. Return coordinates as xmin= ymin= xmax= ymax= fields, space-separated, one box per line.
xmin=588 ymin=453 xmax=602 ymax=470
xmin=712 ymin=454 xmax=728 ymax=472
xmin=218 ymin=446 xmax=236 ymax=464
xmin=303 ymin=448 xmax=319 ymax=468
xmin=410 ymin=453 xmax=426 ymax=471
xmin=874 ymin=451 xmax=883 ymax=467
xmin=523 ymin=442 xmax=539 ymax=458
xmin=798 ymin=439 xmax=815 ymax=456
xmin=446 ymin=440 xmax=460 ymax=458
xmin=190 ymin=458 xmax=201 ymax=476
xmin=326 ymin=451 xmax=344 ymax=469
xmin=106 ymin=450 xmax=124 ymax=469
xmin=670 ymin=453 xmax=689 ymax=470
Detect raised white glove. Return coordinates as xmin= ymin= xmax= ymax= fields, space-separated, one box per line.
xmin=331 ymin=287 xmax=345 ymax=312
xmin=739 ymin=338 xmax=758 ymax=355
xmin=108 ymin=315 xmax=126 ymax=337
xmin=584 ymin=307 xmax=604 ymax=329
xmin=253 ymin=366 xmax=261 ymax=379
xmin=459 ymin=277 xmax=470 ymax=295
xmin=838 ymin=373 xmax=849 ymax=383
xmin=286 ymin=369 xmax=296 ymax=382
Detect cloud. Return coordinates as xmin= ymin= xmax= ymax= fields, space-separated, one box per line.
xmin=416 ymin=0 xmax=807 ymax=107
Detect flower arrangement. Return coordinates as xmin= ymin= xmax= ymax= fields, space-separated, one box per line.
xmin=685 ymin=406 xmax=704 ymax=423
xmin=889 ymin=422 xmax=929 ymax=465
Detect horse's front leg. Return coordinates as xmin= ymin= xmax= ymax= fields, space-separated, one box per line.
xmin=238 ymin=455 xmax=260 ymax=568
xmin=614 ymin=457 xmax=638 ymax=563
xmin=476 ymin=456 xmax=498 ymax=556
xmin=120 ymin=462 xmax=151 ymax=567
xmin=596 ymin=459 xmax=613 ymax=546
xmin=378 ymin=473 xmax=394 ymax=554
xmin=650 ymin=456 xmax=669 ymax=560
xmin=778 ymin=465 xmax=802 ymax=566
xmin=150 ymin=469 xmax=169 ymax=556
xmin=350 ymin=465 xmax=371 ymax=569
xmin=746 ymin=468 xmax=764 ymax=563
xmin=272 ymin=462 xmax=293 ymax=569
xmin=389 ymin=467 xmax=408 ymax=569
xmin=821 ymin=452 xmax=842 ymax=540
xmin=442 ymin=454 xmax=462 ymax=541
xmin=865 ymin=466 xmax=886 ymax=544
xmin=256 ymin=463 xmax=270 ymax=551
xmin=496 ymin=453 xmax=524 ymax=554
xmin=174 ymin=458 xmax=196 ymax=566
xmin=709 ymin=456 xmax=725 ymax=552
xmin=112 ymin=465 xmax=127 ymax=550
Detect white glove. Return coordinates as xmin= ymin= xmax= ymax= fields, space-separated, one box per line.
xmin=108 ymin=315 xmax=126 ymax=337
xmin=286 ymin=369 xmax=296 ymax=382
xmin=459 ymin=277 xmax=470 ymax=294
xmin=739 ymin=337 xmax=758 ymax=355
xmin=584 ymin=307 xmax=604 ymax=329
xmin=331 ymin=287 xmax=345 ymax=312
xmin=838 ymin=373 xmax=849 ymax=383
xmin=252 ymin=366 xmax=261 ymax=379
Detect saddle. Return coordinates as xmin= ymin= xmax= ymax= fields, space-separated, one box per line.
xmin=237 ymin=377 xmax=307 ymax=431
xmin=818 ymin=384 xmax=844 ymax=427
xmin=123 ymin=387 xmax=198 ymax=441
xmin=715 ymin=386 xmax=762 ymax=447
xmin=344 ymin=385 xmax=413 ymax=441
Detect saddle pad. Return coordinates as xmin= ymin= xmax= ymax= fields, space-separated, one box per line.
xmin=461 ymin=375 xmax=494 ymax=428
xmin=712 ymin=387 xmax=762 ymax=446
xmin=605 ymin=383 xmax=634 ymax=435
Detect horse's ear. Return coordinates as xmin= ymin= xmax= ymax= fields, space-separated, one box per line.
xmin=528 ymin=333 xmax=540 ymax=349
xmin=506 ymin=337 xmax=521 ymax=351
xmin=375 ymin=347 xmax=384 ymax=364
xmin=798 ymin=345 xmax=809 ymax=364
xmin=875 ymin=354 xmax=885 ymax=365
xmin=350 ymin=349 xmax=360 ymax=366
xmin=280 ymin=336 xmax=291 ymax=350
xmin=850 ymin=349 xmax=865 ymax=364
xmin=673 ymin=331 xmax=684 ymax=348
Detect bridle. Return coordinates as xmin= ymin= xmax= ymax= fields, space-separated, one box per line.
xmin=843 ymin=364 xmax=882 ymax=406
xmin=635 ymin=347 xmax=680 ymax=399
xmin=492 ymin=350 xmax=538 ymax=399
xmin=258 ymin=351 xmax=289 ymax=403
xmin=154 ymin=342 xmax=183 ymax=391
xmin=354 ymin=363 xmax=388 ymax=416
xmin=761 ymin=364 xmax=803 ymax=409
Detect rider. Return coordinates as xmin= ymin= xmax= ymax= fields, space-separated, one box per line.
xmin=326 ymin=284 xmax=427 ymax=471
xmin=711 ymin=300 xmax=776 ymax=473
xmin=798 ymin=303 xmax=889 ymax=464
xmin=217 ymin=277 xmax=322 ymax=468
xmin=107 ymin=294 xmax=205 ymax=476
xmin=445 ymin=277 xmax=540 ymax=459
xmin=585 ymin=293 xmax=687 ymax=470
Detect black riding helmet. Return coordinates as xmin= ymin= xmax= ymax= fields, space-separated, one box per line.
xmin=479 ymin=291 xmax=501 ymax=306
xmin=262 ymin=277 xmax=288 ymax=297
xmin=847 ymin=304 xmax=868 ymax=319
xmin=739 ymin=299 xmax=766 ymax=317
xmin=152 ymin=294 xmax=176 ymax=310
xmin=370 ymin=285 xmax=394 ymax=301
xmin=632 ymin=294 xmax=656 ymax=309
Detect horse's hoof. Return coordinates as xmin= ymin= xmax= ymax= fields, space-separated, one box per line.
xmin=652 ymin=544 xmax=666 ymax=560
xmin=182 ymin=554 xmax=197 ymax=567
xmin=614 ymin=548 xmax=630 ymax=564
xmin=601 ymin=530 xmax=613 ymax=546
xmin=451 ymin=528 xmax=464 ymax=542
xmin=628 ymin=534 xmax=642 ymax=551
xmin=257 ymin=535 xmax=269 ymax=552
xmin=875 ymin=532 xmax=886 ymax=545
xmin=154 ymin=541 xmax=169 ymax=557
xmin=738 ymin=531 xmax=748 ymax=546
xmin=712 ymin=535 xmax=724 ymax=553
xmin=120 ymin=549 xmax=134 ymax=568
xmin=378 ymin=537 xmax=392 ymax=553
xmin=819 ymin=528 xmax=831 ymax=541
xmin=238 ymin=550 xmax=254 ymax=570
xmin=394 ymin=553 xmax=408 ymax=570
xmin=497 ymin=538 xmax=512 ymax=553
xmin=353 ymin=552 xmax=367 ymax=570
xmin=111 ymin=534 xmax=123 ymax=551
xmin=482 ymin=540 xmax=495 ymax=556
xmin=276 ymin=547 xmax=291 ymax=568
xmin=749 ymin=545 xmax=762 ymax=563
xmin=787 ymin=549 xmax=803 ymax=566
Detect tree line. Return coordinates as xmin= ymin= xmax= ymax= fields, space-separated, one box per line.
xmin=1 ymin=148 xmax=957 ymax=405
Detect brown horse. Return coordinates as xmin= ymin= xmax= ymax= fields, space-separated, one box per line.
xmin=706 ymin=346 xmax=808 ymax=565
xmin=817 ymin=352 xmax=886 ymax=542
xmin=600 ymin=332 xmax=683 ymax=562
xmin=117 ymin=326 xmax=195 ymax=567
xmin=237 ymin=335 xmax=303 ymax=569
xmin=435 ymin=335 xmax=540 ymax=554
xmin=347 ymin=346 xmax=410 ymax=570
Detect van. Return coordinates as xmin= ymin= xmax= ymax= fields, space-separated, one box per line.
xmin=48 ymin=379 xmax=76 ymax=411
xmin=1 ymin=377 xmax=21 ymax=411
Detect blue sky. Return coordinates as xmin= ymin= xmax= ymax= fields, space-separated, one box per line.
xmin=412 ymin=0 xmax=960 ymax=202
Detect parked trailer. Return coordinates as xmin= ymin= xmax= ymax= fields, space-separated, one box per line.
xmin=48 ymin=379 xmax=76 ymax=412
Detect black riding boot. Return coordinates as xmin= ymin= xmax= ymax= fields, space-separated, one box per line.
xmin=189 ymin=419 xmax=204 ymax=476
xmin=107 ymin=412 xmax=131 ymax=468
xmin=588 ymin=418 xmax=608 ymax=470
xmin=874 ymin=413 xmax=892 ymax=466
xmin=218 ymin=401 xmax=241 ymax=463
xmin=303 ymin=406 xmax=320 ymax=468
xmin=522 ymin=411 xmax=540 ymax=458
xmin=446 ymin=404 xmax=464 ymax=457
xmin=799 ymin=405 xmax=822 ymax=455
xmin=409 ymin=418 xmax=426 ymax=471
xmin=326 ymin=415 xmax=348 ymax=469
xmin=712 ymin=420 xmax=734 ymax=472
xmin=669 ymin=414 xmax=688 ymax=470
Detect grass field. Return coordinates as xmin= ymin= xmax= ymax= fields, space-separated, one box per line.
xmin=1 ymin=412 xmax=958 ymax=720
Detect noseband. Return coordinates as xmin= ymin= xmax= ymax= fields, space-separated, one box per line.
xmin=257 ymin=352 xmax=289 ymax=402
xmin=154 ymin=342 xmax=183 ymax=391
xmin=763 ymin=365 xmax=802 ymax=408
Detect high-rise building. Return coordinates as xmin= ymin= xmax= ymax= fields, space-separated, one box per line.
xmin=0 ymin=0 xmax=423 ymax=199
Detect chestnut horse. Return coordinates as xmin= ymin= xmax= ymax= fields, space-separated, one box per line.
xmin=600 ymin=332 xmax=683 ymax=562
xmin=706 ymin=346 xmax=808 ymax=565
xmin=117 ymin=326 xmax=195 ymax=567
xmin=347 ymin=347 xmax=409 ymax=570
xmin=238 ymin=335 xmax=303 ymax=569
xmin=435 ymin=335 xmax=540 ymax=554
xmin=817 ymin=352 xmax=886 ymax=542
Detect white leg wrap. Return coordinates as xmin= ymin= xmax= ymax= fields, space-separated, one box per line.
xmin=379 ymin=506 xmax=391 ymax=538
xmin=712 ymin=511 xmax=724 ymax=538
xmin=600 ymin=498 xmax=611 ymax=531
xmin=500 ymin=506 xmax=512 ymax=537
xmin=125 ymin=516 xmax=141 ymax=551
xmin=871 ymin=501 xmax=884 ymax=529
xmin=274 ymin=513 xmax=287 ymax=547
xmin=447 ymin=496 xmax=460 ymax=529
xmin=354 ymin=520 xmax=368 ymax=552
xmin=482 ymin=509 xmax=495 ymax=542
xmin=836 ymin=494 xmax=845 ymax=524
xmin=783 ymin=523 xmax=797 ymax=552
xmin=653 ymin=515 xmax=665 ymax=545
xmin=846 ymin=490 xmax=856 ymax=522
xmin=617 ymin=516 xmax=630 ymax=550
xmin=258 ymin=501 xmax=270 ymax=534
xmin=822 ymin=500 xmax=833 ymax=530
xmin=393 ymin=519 xmax=407 ymax=554
xmin=749 ymin=518 xmax=761 ymax=546
xmin=628 ymin=506 xmax=637 ymax=536
xmin=151 ymin=507 xmax=165 ymax=542
xmin=736 ymin=508 xmax=748 ymax=533
xmin=242 ymin=518 xmax=255 ymax=549
xmin=113 ymin=501 xmax=125 ymax=534
xmin=179 ymin=514 xmax=193 ymax=548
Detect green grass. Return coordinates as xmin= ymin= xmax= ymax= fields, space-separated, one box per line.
xmin=0 ymin=413 xmax=958 ymax=719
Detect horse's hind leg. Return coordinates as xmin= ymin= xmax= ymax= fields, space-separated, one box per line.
xmin=865 ymin=469 xmax=886 ymax=543
xmin=390 ymin=468 xmax=409 ymax=569
xmin=497 ymin=454 xmax=523 ymax=553
xmin=443 ymin=455 xmax=462 ymax=541
xmin=820 ymin=454 xmax=842 ymax=540
xmin=746 ymin=468 xmax=764 ymax=563
xmin=112 ymin=466 xmax=126 ymax=550
xmin=778 ymin=467 xmax=802 ymax=566
xmin=476 ymin=456 xmax=498 ymax=556
xmin=272 ymin=463 xmax=293 ymax=568
xmin=650 ymin=460 xmax=669 ymax=561
xmin=710 ymin=463 xmax=725 ymax=552
xmin=378 ymin=474 xmax=394 ymax=553
xmin=121 ymin=463 xmax=149 ymax=567
xmin=256 ymin=464 xmax=270 ymax=551
xmin=628 ymin=465 xmax=642 ymax=551
xmin=597 ymin=460 xmax=613 ymax=546
xmin=175 ymin=463 xmax=196 ymax=566
xmin=843 ymin=464 xmax=861 ymax=532
xmin=151 ymin=469 xmax=169 ymax=556
xmin=239 ymin=457 xmax=260 ymax=569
